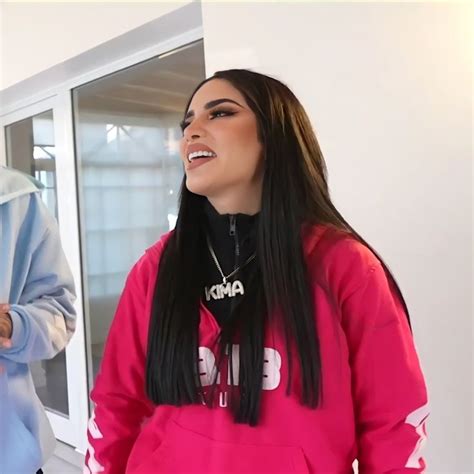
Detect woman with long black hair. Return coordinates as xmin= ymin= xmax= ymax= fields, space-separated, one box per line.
xmin=85 ymin=69 xmax=428 ymax=474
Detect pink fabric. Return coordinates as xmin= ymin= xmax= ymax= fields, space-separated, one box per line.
xmin=85 ymin=225 xmax=428 ymax=474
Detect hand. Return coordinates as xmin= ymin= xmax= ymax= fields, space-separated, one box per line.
xmin=0 ymin=304 xmax=12 ymax=349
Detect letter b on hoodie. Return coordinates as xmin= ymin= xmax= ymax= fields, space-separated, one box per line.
xmin=199 ymin=346 xmax=281 ymax=390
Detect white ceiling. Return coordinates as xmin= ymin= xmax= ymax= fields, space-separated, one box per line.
xmin=76 ymin=40 xmax=205 ymax=116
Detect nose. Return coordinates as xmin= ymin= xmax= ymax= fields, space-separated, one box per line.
xmin=183 ymin=116 xmax=206 ymax=142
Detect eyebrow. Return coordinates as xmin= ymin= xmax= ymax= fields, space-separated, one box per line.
xmin=184 ymin=98 xmax=243 ymax=120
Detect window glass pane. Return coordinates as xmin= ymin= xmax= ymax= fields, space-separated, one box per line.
xmin=73 ymin=41 xmax=205 ymax=382
xmin=5 ymin=109 xmax=69 ymax=417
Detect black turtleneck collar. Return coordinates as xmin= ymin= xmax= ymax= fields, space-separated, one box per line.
xmin=202 ymin=200 xmax=259 ymax=326
xmin=203 ymin=199 xmax=259 ymax=254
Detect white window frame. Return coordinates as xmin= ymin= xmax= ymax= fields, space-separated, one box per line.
xmin=0 ymin=93 xmax=89 ymax=450
xmin=0 ymin=1 xmax=203 ymax=453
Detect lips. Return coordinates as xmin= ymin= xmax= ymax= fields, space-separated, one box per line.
xmin=185 ymin=143 xmax=217 ymax=163
xmin=184 ymin=143 xmax=217 ymax=171
xmin=186 ymin=156 xmax=215 ymax=171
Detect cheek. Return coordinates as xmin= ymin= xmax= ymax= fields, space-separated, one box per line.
xmin=179 ymin=139 xmax=187 ymax=159
xmin=242 ymin=129 xmax=263 ymax=171
xmin=225 ymin=123 xmax=262 ymax=163
xmin=224 ymin=145 xmax=263 ymax=182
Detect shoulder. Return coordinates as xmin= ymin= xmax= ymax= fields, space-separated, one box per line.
xmin=0 ymin=167 xmax=42 ymax=205
xmin=1 ymin=176 xmax=56 ymax=248
xmin=303 ymin=223 xmax=383 ymax=302
xmin=124 ymin=230 xmax=175 ymax=290
xmin=144 ymin=230 xmax=174 ymax=261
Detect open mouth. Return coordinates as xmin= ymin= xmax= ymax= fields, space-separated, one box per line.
xmin=187 ymin=150 xmax=217 ymax=162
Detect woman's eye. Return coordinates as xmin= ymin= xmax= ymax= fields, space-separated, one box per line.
xmin=179 ymin=110 xmax=234 ymax=132
xmin=210 ymin=110 xmax=234 ymax=120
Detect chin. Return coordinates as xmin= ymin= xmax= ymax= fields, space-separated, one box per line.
xmin=185 ymin=176 xmax=214 ymax=197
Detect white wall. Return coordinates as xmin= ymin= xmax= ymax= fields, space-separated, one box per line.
xmin=0 ymin=1 xmax=192 ymax=90
xmin=1 ymin=1 xmax=472 ymax=471
xmin=203 ymin=2 xmax=472 ymax=472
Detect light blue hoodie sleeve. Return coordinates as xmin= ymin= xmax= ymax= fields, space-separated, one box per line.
xmin=1 ymin=193 xmax=76 ymax=363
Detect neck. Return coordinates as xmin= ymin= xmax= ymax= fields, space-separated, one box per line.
xmin=207 ymin=188 xmax=262 ymax=216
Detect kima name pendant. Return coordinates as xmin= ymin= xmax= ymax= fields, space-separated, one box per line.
xmin=204 ymin=235 xmax=256 ymax=302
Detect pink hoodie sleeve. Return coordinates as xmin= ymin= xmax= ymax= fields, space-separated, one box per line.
xmin=84 ymin=250 xmax=158 ymax=474
xmin=341 ymin=261 xmax=429 ymax=473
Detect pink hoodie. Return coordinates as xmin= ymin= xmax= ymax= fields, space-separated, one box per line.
xmin=85 ymin=225 xmax=428 ymax=474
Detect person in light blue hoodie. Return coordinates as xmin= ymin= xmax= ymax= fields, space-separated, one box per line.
xmin=0 ymin=166 xmax=76 ymax=474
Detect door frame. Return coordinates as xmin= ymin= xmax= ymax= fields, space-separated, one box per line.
xmin=0 ymin=94 xmax=90 ymax=452
xmin=0 ymin=8 xmax=203 ymax=452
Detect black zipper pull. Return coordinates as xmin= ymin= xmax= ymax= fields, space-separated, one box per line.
xmin=229 ymin=215 xmax=236 ymax=236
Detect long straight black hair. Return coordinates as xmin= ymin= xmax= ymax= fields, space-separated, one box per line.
xmin=146 ymin=69 xmax=411 ymax=425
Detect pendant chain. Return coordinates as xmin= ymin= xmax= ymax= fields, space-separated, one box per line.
xmin=206 ymin=234 xmax=256 ymax=284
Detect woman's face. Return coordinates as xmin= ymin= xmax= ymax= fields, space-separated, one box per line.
xmin=179 ymin=79 xmax=264 ymax=213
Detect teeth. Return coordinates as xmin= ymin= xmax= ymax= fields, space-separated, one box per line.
xmin=187 ymin=150 xmax=217 ymax=162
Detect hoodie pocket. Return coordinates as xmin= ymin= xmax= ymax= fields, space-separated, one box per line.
xmin=130 ymin=419 xmax=309 ymax=473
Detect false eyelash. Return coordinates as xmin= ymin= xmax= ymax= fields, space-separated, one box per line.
xmin=209 ymin=109 xmax=235 ymax=119
xmin=179 ymin=109 xmax=236 ymax=132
